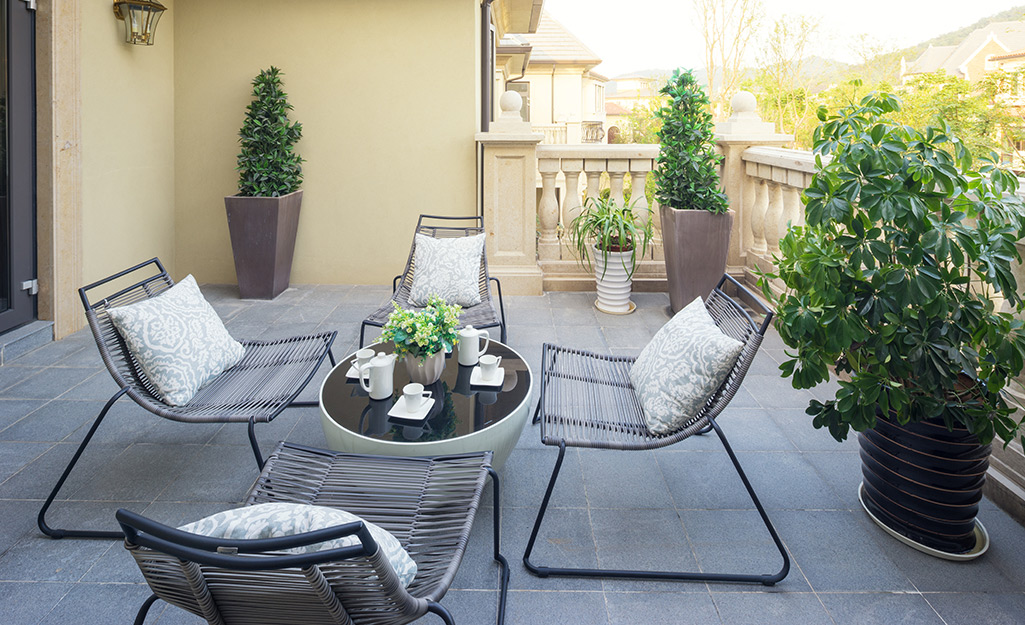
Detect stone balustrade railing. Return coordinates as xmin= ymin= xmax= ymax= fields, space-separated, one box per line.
xmin=737 ymin=146 xmax=816 ymax=292
xmin=535 ymin=144 xmax=664 ymax=290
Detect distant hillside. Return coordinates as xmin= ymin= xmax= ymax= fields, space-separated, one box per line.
xmin=614 ymin=6 xmax=1025 ymax=94
xmin=841 ymin=5 xmax=1025 ymax=85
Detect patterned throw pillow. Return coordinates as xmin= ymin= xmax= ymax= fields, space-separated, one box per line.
xmin=106 ymin=275 xmax=244 ymax=407
xmin=179 ymin=502 xmax=418 ymax=587
xmin=629 ymin=297 xmax=744 ymax=436
xmin=408 ymin=233 xmax=485 ymax=307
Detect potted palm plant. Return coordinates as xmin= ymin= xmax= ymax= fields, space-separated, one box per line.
xmin=763 ymin=92 xmax=1025 ymax=559
xmin=654 ymin=68 xmax=732 ymax=314
xmin=568 ymin=196 xmax=652 ymax=314
xmin=224 ymin=66 xmax=304 ymax=299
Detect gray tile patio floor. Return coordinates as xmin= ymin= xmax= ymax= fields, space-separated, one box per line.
xmin=1 ymin=284 xmax=1024 ymax=624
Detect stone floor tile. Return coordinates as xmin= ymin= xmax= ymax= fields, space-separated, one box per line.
xmin=606 ymin=591 xmax=721 ymax=625
xmin=818 ymin=592 xmax=946 ymax=625
xmin=505 ymin=589 xmax=608 ymax=625
xmin=924 ymin=592 xmax=1025 ymax=625
xmin=0 ymin=581 xmax=72 ymax=624
xmin=711 ymin=591 xmax=833 ymax=625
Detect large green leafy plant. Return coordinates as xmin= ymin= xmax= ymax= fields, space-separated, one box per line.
xmin=653 ymin=68 xmax=729 ymax=213
xmin=568 ymin=196 xmax=652 ymax=279
xmin=764 ymin=92 xmax=1025 ymax=447
xmin=236 ymin=67 xmax=303 ymax=197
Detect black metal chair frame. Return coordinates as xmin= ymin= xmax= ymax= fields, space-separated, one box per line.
xmin=120 ymin=442 xmax=509 ymax=625
xmin=38 ymin=258 xmax=337 ymax=540
xmin=360 ymin=214 xmax=507 ymax=347
xmin=523 ymin=274 xmax=790 ymax=586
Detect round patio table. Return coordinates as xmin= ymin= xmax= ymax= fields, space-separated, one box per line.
xmin=319 ymin=340 xmax=532 ymax=470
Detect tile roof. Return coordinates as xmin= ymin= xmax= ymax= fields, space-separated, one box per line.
xmin=500 ymin=11 xmax=601 ymax=66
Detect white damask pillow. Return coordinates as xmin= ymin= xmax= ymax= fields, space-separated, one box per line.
xmin=408 ymin=233 xmax=485 ymax=307
xmin=179 ymin=502 xmax=418 ymax=587
xmin=630 ymin=297 xmax=744 ymax=436
xmin=106 ymin=275 xmax=244 ymax=407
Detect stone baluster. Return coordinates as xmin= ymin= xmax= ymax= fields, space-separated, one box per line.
xmin=782 ymin=185 xmax=803 ymax=234
xmin=584 ymin=159 xmax=603 ymax=203
xmin=538 ymin=158 xmax=561 ymax=261
xmin=750 ymin=179 xmax=769 ymax=256
xmin=561 ymin=159 xmax=584 ymax=227
xmin=608 ymin=159 xmax=628 ymax=207
xmin=741 ymin=174 xmax=756 ymax=253
xmin=630 ymin=160 xmax=652 ymax=227
xmin=764 ymin=182 xmax=785 ymax=256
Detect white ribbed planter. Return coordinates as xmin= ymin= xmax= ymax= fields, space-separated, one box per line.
xmin=593 ymin=247 xmax=635 ymax=314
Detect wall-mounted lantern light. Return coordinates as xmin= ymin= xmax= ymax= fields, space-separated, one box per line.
xmin=112 ymin=0 xmax=167 ymax=46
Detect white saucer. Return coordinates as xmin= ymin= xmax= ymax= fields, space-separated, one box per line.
xmin=345 ymin=365 xmax=369 ymax=380
xmin=470 ymin=366 xmax=504 ymax=387
xmin=387 ymin=397 xmax=435 ymax=422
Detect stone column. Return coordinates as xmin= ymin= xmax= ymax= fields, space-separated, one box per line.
xmin=476 ymin=91 xmax=544 ymax=295
xmin=714 ymin=92 xmax=792 ymax=276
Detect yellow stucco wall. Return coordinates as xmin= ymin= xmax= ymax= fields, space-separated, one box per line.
xmin=172 ymin=0 xmax=480 ymax=285
xmin=81 ymin=1 xmax=176 ymax=284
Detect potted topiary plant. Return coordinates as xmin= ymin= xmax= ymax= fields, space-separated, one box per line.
xmin=762 ymin=92 xmax=1025 ymax=559
xmin=568 ymin=196 xmax=652 ymax=314
xmin=654 ymin=68 xmax=731 ymax=314
xmin=224 ymin=66 xmax=304 ymax=299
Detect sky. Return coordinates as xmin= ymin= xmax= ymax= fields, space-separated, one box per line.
xmin=541 ymin=0 xmax=1025 ymax=78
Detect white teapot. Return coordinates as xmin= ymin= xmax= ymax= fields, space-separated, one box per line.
xmin=358 ymin=352 xmax=396 ymax=400
xmin=457 ymin=325 xmax=490 ymax=366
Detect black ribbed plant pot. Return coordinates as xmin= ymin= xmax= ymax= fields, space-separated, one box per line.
xmin=859 ymin=414 xmax=991 ymax=557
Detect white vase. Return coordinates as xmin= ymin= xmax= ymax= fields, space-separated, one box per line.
xmin=593 ymin=247 xmax=634 ymax=314
xmin=404 ymin=351 xmax=445 ymax=385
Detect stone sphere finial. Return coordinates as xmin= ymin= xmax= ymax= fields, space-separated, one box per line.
xmin=500 ymin=90 xmax=522 ymax=115
xmin=731 ymin=91 xmax=757 ymax=114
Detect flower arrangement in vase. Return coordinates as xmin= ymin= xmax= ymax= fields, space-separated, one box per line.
xmin=380 ymin=296 xmax=462 ymax=385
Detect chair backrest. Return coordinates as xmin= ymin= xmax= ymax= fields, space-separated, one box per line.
xmin=117 ymin=508 xmax=425 ymax=625
xmin=695 ymin=274 xmax=773 ymax=425
xmin=79 ymin=258 xmax=174 ymax=402
xmin=395 ymin=214 xmax=492 ymax=305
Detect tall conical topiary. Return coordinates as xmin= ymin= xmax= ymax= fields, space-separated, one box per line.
xmin=236 ymin=67 xmax=303 ymax=197
xmin=654 ymin=68 xmax=728 ymax=213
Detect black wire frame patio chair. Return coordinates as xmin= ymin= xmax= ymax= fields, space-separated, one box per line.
xmin=359 ymin=214 xmax=507 ymax=347
xmin=523 ymin=274 xmax=790 ymax=586
xmin=118 ymin=442 xmax=509 ymax=625
xmin=38 ymin=258 xmax=337 ymax=540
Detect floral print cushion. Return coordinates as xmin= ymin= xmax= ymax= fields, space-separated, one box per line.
xmin=179 ymin=502 xmax=418 ymax=587
xmin=106 ymin=275 xmax=244 ymax=406
xmin=629 ymin=297 xmax=744 ymax=436
xmin=408 ymin=233 xmax=485 ymax=307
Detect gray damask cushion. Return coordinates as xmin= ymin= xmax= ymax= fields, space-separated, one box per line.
xmin=106 ymin=275 xmax=244 ymax=407
xmin=179 ymin=502 xmax=418 ymax=587
xmin=408 ymin=233 xmax=485 ymax=307
xmin=630 ymin=297 xmax=744 ymax=435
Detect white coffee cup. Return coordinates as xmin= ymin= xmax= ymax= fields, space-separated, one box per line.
xmin=402 ymin=383 xmax=432 ymax=412
xmin=351 ymin=348 xmax=375 ymax=375
xmin=479 ymin=354 xmax=502 ymax=381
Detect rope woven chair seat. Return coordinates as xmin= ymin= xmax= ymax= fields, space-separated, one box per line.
xmin=361 ymin=215 xmax=506 ymax=346
xmin=123 ymin=442 xmax=497 ymax=625
xmin=537 ymin=283 xmax=764 ymax=451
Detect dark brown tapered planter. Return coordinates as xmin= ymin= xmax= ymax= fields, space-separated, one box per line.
xmin=660 ymin=206 xmax=733 ymax=314
xmin=224 ymin=189 xmax=302 ymax=300
xmin=859 ymin=413 xmax=991 ymax=559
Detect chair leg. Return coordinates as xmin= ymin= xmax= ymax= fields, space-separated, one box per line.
xmin=248 ymin=417 xmax=265 ymax=470
xmin=133 ymin=594 xmax=160 ymax=625
xmin=38 ymin=387 xmax=130 ymax=540
xmin=487 ymin=467 xmax=509 ymax=625
xmin=523 ymin=425 xmax=790 ymax=586
xmin=359 ymin=323 xmax=368 ymax=348
xmin=531 ymin=400 xmax=541 ymax=425
xmin=426 ymin=602 xmax=455 ymax=625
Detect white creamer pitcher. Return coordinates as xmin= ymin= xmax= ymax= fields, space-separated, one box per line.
xmin=457 ymin=325 xmax=491 ymax=366
xmin=358 ymin=352 xmax=396 ymax=400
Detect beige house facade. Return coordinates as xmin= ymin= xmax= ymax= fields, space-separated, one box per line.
xmin=498 ymin=12 xmax=606 ymax=144
xmin=24 ymin=0 xmax=542 ymax=340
